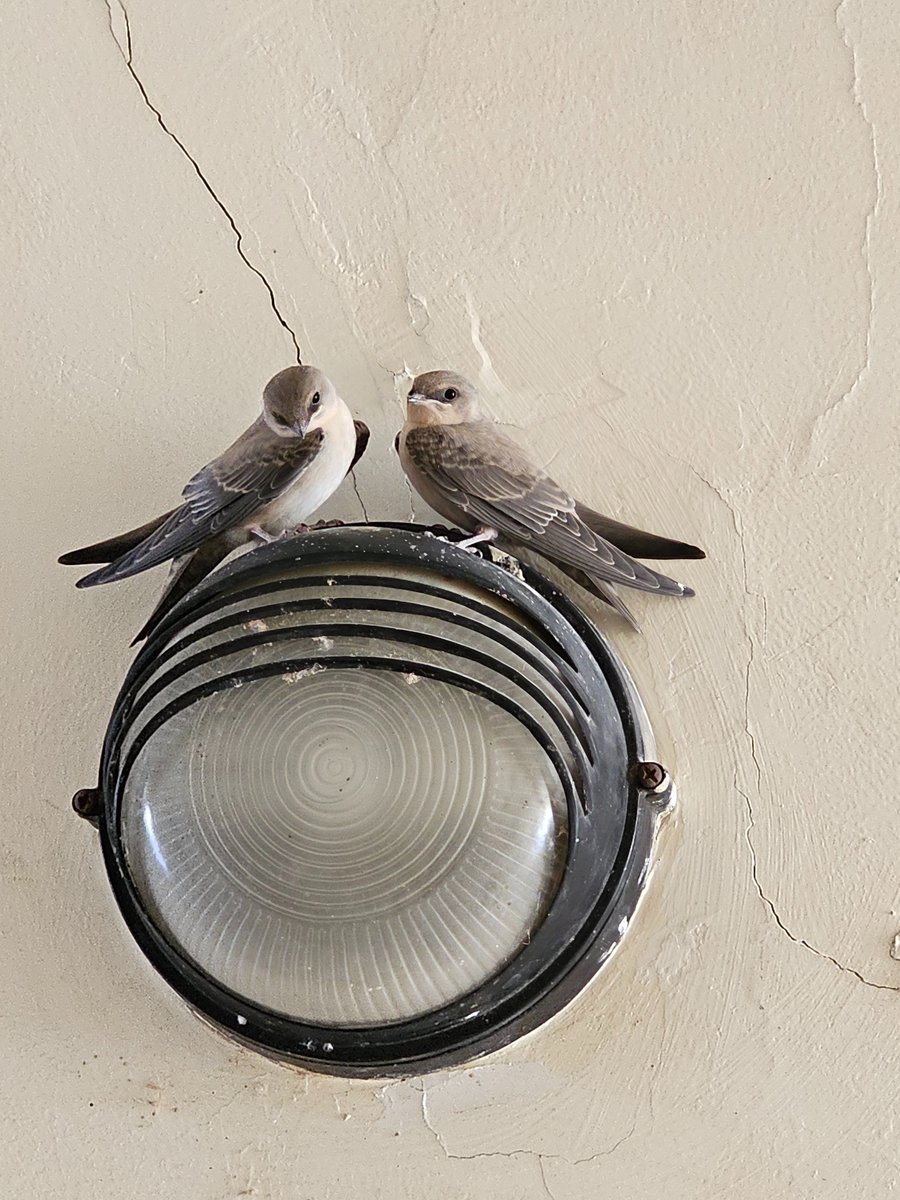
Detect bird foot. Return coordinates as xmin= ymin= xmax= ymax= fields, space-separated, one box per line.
xmin=248 ymin=524 xmax=277 ymax=544
xmin=249 ymin=525 xmax=303 ymax=544
xmin=307 ymin=519 xmax=346 ymax=531
xmin=457 ymin=526 xmax=499 ymax=552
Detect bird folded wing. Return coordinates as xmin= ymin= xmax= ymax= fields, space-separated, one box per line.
xmin=574 ymin=502 xmax=705 ymax=561
xmin=350 ymin=421 xmax=370 ymax=473
xmin=408 ymin=425 xmax=686 ymax=596
xmin=76 ymin=426 xmax=326 ymax=587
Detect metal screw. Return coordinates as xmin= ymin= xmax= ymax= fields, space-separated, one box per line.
xmin=631 ymin=761 xmax=670 ymax=793
xmin=72 ymin=788 xmax=100 ymax=821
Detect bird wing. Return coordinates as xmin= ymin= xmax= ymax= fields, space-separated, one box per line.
xmin=405 ymin=424 xmax=691 ymax=597
xmin=76 ymin=422 xmax=326 ymax=588
xmin=130 ymin=539 xmax=232 ymax=644
xmin=59 ymin=508 xmax=178 ymax=565
xmin=574 ymin=503 xmax=705 ymax=561
xmin=349 ymin=420 xmax=370 ymax=472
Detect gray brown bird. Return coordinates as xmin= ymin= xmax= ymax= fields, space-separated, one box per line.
xmin=60 ymin=365 xmax=369 ymax=642
xmin=396 ymin=370 xmax=703 ymax=630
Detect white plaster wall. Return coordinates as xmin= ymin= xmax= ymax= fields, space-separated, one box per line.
xmin=2 ymin=1 xmax=898 ymax=1195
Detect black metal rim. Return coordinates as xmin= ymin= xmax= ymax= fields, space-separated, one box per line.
xmin=94 ymin=523 xmax=664 ymax=1077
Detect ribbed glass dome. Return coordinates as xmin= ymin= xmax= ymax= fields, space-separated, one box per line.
xmin=115 ymin=542 xmax=585 ymax=1027
xmin=123 ymin=664 xmax=567 ymax=1024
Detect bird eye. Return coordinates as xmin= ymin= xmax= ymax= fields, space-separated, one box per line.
xmin=443 ymin=388 xmax=458 ymax=401
xmin=277 ymin=414 xmax=291 ymax=427
xmin=310 ymin=392 xmax=321 ymax=407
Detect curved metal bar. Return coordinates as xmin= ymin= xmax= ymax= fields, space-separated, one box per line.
xmin=117 ymin=623 xmax=596 ymax=785
xmin=151 ymin=594 xmax=591 ymax=717
xmin=112 ymin=656 xmax=583 ymax=871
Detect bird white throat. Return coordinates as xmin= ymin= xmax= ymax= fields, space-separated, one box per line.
xmin=257 ymin=398 xmax=357 ymax=536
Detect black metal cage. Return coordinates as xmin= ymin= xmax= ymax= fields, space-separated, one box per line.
xmin=74 ymin=523 xmax=673 ymax=1077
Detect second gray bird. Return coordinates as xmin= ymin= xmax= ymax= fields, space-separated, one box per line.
xmin=397 ymin=371 xmax=703 ymax=630
xmin=60 ymin=365 xmax=369 ymax=642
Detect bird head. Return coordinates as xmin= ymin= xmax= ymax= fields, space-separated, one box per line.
xmin=406 ymin=371 xmax=483 ymax=425
xmin=262 ymin=365 xmax=339 ymax=438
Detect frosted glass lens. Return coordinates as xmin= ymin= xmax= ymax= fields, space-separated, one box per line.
xmin=122 ymin=668 xmax=567 ymax=1025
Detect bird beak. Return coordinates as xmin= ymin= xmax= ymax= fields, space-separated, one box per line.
xmin=407 ymin=393 xmax=428 ymax=405
xmin=293 ymin=418 xmax=309 ymax=437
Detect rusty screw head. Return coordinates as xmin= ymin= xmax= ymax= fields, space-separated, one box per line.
xmin=72 ymin=788 xmax=100 ymax=820
xmin=631 ymin=761 xmax=669 ymax=792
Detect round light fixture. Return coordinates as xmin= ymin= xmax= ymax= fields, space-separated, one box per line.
xmin=74 ymin=524 xmax=674 ymax=1076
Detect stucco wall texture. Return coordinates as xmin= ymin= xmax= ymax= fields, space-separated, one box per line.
xmin=2 ymin=0 xmax=898 ymax=1195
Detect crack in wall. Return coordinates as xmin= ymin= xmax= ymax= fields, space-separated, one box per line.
xmin=417 ymin=1082 xmax=638 ymax=1167
xmin=537 ymin=1158 xmax=557 ymax=1200
xmin=685 ymin=466 xmax=899 ymax=996
xmin=741 ymin=779 xmax=898 ymax=994
xmin=350 ymin=471 xmax=369 ymax=521
xmin=102 ymin=1 xmax=379 ymax=525
xmin=103 ymin=0 xmax=303 ymax=364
